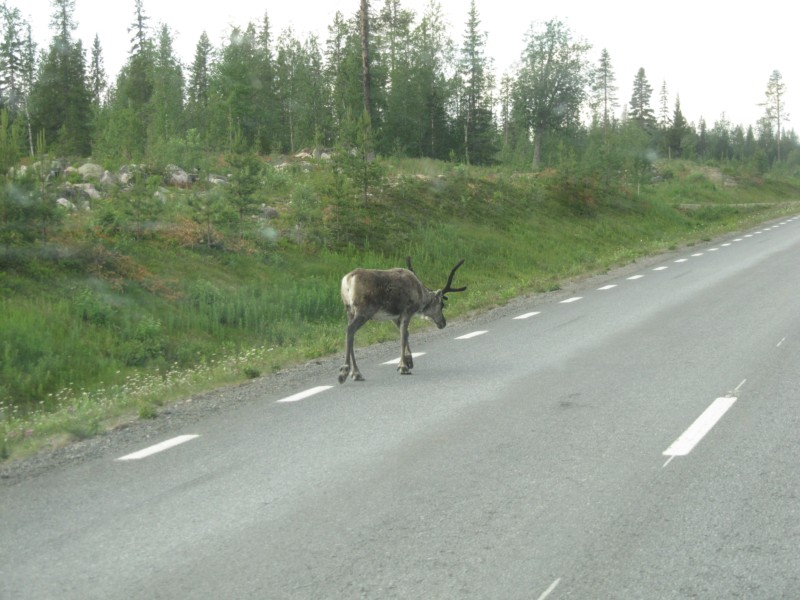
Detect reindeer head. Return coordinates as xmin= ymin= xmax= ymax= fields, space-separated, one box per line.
xmin=418 ymin=258 xmax=467 ymax=329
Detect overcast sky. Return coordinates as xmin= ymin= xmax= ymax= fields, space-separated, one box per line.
xmin=11 ymin=0 xmax=797 ymax=132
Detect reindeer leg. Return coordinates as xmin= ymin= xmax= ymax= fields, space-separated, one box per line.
xmin=397 ymin=315 xmax=413 ymax=375
xmin=339 ymin=313 xmax=366 ymax=383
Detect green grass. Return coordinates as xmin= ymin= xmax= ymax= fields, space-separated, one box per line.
xmin=2 ymin=159 xmax=799 ymax=461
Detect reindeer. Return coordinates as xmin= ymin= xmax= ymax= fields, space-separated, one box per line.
xmin=338 ymin=257 xmax=466 ymax=383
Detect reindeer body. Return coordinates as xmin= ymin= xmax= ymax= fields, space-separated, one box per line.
xmin=338 ymin=259 xmax=465 ymax=383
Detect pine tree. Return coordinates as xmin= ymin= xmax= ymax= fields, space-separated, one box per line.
xmin=760 ymin=70 xmax=788 ymax=161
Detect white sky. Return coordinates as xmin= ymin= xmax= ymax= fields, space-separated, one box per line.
xmin=10 ymin=0 xmax=798 ymax=132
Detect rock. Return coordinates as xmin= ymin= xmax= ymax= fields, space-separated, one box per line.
xmin=70 ymin=183 xmax=102 ymax=200
xmin=78 ymin=163 xmax=104 ymax=180
xmin=118 ymin=165 xmax=145 ymax=185
xmin=260 ymin=205 xmax=279 ymax=219
xmin=164 ymin=164 xmax=190 ymax=187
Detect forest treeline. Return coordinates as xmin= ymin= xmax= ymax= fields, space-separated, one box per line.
xmin=0 ymin=0 xmax=797 ymax=174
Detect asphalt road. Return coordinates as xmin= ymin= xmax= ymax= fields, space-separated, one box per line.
xmin=2 ymin=215 xmax=800 ymax=599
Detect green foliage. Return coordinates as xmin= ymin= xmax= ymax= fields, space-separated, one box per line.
xmin=0 ymin=110 xmax=23 ymax=173
xmin=1 ymin=157 xmax=800 ymax=460
xmin=225 ymin=140 xmax=266 ymax=241
xmin=0 ymin=179 xmax=62 ymax=256
xmin=119 ymin=315 xmax=166 ymax=367
xmin=511 ymin=19 xmax=591 ymax=168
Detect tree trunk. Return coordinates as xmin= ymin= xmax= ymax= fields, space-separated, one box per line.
xmin=532 ymin=127 xmax=543 ymax=170
xmin=360 ymin=0 xmax=372 ymax=121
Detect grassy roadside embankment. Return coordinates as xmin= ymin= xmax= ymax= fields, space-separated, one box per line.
xmin=2 ymin=158 xmax=799 ymax=461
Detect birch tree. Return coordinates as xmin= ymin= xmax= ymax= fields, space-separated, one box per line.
xmin=512 ymin=19 xmax=590 ymax=169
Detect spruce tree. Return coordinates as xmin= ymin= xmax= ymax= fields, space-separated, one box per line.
xmin=667 ymin=96 xmax=688 ymax=158
xmin=456 ymin=0 xmax=496 ymax=165
xmin=590 ymin=49 xmax=618 ymax=133
xmin=88 ymin=34 xmax=107 ymax=108
xmin=186 ymin=31 xmax=212 ymax=139
xmin=409 ymin=2 xmax=454 ymax=160
xmin=628 ymin=67 xmax=656 ymax=132
xmin=28 ymin=0 xmax=92 ymax=156
xmin=0 ymin=6 xmax=27 ymax=116
xmin=147 ymin=23 xmax=184 ymax=159
xmin=102 ymin=0 xmax=155 ymax=160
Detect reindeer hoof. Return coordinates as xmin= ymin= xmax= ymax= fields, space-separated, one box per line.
xmin=398 ymin=365 xmax=412 ymax=375
xmin=338 ymin=366 xmax=350 ymax=384
xmin=353 ymin=373 xmax=365 ymax=381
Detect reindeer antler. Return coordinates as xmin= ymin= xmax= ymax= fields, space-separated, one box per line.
xmin=442 ymin=258 xmax=467 ymax=295
xmin=405 ymin=256 xmax=416 ymax=274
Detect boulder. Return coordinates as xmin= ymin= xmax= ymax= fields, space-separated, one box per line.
xmin=101 ymin=170 xmax=116 ymax=185
xmin=118 ymin=164 xmax=146 ymax=185
xmin=260 ymin=205 xmax=279 ymax=219
xmin=164 ymin=164 xmax=190 ymax=187
xmin=70 ymin=183 xmax=102 ymax=200
xmin=78 ymin=163 xmax=104 ymax=180
xmin=56 ymin=197 xmax=76 ymax=210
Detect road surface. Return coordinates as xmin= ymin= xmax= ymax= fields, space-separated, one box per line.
xmin=2 ymin=216 xmax=800 ymax=599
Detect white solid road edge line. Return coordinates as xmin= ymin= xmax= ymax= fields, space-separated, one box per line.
xmin=276 ymin=385 xmax=333 ymax=404
xmin=663 ymin=396 xmax=737 ymax=458
xmin=118 ymin=434 xmax=200 ymax=461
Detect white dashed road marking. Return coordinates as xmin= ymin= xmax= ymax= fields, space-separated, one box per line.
xmin=663 ymin=396 xmax=737 ymax=459
xmin=276 ymin=385 xmax=333 ymax=403
xmin=118 ymin=435 xmax=200 ymax=461
xmin=383 ymin=353 xmax=426 ymax=365
xmin=455 ymin=330 xmax=488 ymax=340
xmin=514 ymin=311 xmax=541 ymax=320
